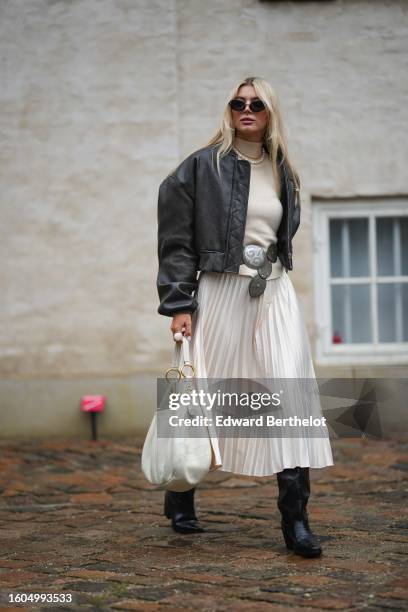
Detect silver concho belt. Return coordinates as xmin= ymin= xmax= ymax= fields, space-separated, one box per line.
xmin=242 ymin=242 xmax=278 ymax=298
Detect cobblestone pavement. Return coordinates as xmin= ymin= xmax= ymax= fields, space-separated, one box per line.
xmin=0 ymin=435 xmax=407 ymax=611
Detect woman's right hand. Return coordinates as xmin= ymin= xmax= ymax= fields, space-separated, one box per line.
xmin=171 ymin=312 xmax=192 ymax=342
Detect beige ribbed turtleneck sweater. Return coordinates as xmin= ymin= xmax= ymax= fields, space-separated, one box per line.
xmin=233 ymin=136 xmax=284 ymax=279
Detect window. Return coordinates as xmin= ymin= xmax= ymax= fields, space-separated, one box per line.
xmin=313 ymin=199 xmax=408 ymax=365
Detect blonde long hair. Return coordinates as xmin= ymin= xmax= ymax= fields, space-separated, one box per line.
xmin=205 ymin=76 xmax=300 ymax=197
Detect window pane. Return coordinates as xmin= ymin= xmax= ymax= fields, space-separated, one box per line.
xmin=378 ymin=284 xmax=396 ymax=342
xmin=331 ymin=285 xmax=345 ymax=342
xmin=403 ymin=284 xmax=408 ymax=341
xmin=349 ymin=219 xmax=369 ymax=277
xmin=400 ymin=217 xmax=408 ymax=276
xmin=378 ymin=282 xmax=408 ymax=343
xmin=329 ymin=218 xmax=369 ymax=278
xmin=376 ymin=218 xmax=394 ymax=276
xmin=330 ymin=219 xmax=343 ymax=277
xmin=331 ymin=284 xmax=371 ymax=343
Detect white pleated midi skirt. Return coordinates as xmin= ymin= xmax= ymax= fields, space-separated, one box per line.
xmin=189 ymin=269 xmax=334 ymax=477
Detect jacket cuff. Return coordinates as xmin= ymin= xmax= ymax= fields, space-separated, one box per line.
xmin=157 ymin=281 xmax=198 ymax=317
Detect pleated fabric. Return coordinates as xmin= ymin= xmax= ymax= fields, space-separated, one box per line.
xmin=189 ymin=270 xmax=334 ymax=477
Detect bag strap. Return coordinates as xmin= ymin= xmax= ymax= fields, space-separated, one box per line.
xmin=171 ymin=336 xmax=194 ymax=373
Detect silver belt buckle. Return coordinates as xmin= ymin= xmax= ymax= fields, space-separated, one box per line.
xmin=242 ymin=244 xmax=266 ymax=269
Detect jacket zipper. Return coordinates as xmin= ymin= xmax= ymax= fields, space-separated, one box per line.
xmin=282 ymin=161 xmax=292 ymax=268
xmin=223 ymin=155 xmax=237 ymax=269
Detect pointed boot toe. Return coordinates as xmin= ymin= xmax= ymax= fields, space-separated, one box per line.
xmin=282 ymin=519 xmax=322 ymax=557
xmin=164 ymin=488 xmax=205 ymax=534
xmin=172 ymin=517 xmax=205 ymax=534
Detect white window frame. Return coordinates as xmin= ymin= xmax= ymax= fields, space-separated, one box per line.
xmin=313 ymin=198 xmax=408 ymax=366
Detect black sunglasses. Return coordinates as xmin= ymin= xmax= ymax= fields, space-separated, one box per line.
xmin=229 ymin=98 xmax=266 ymax=113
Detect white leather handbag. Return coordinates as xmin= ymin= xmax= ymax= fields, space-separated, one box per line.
xmin=141 ymin=336 xmax=222 ymax=492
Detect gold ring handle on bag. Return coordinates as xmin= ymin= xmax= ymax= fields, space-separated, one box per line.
xmin=165 ymin=367 xmax=182 ymax=383
xmin=180 ymin=362 xmax=195 ymax=378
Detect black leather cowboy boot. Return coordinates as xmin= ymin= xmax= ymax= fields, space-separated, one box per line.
xmin=164 ymin=488 xmax=205 ymax=534
xmin=276 ymin=466 xmax=322 ymax=557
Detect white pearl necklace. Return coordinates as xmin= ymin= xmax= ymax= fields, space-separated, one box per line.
xmin=232 ymin=146 xmax=265 ymax=165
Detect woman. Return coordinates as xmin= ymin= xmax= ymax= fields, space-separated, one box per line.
xmin=157 ymin=76 xmax=334 ymax=557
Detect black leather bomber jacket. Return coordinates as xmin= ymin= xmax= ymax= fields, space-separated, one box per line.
xmin=156 ymin=143 xmax=301 ymax=317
